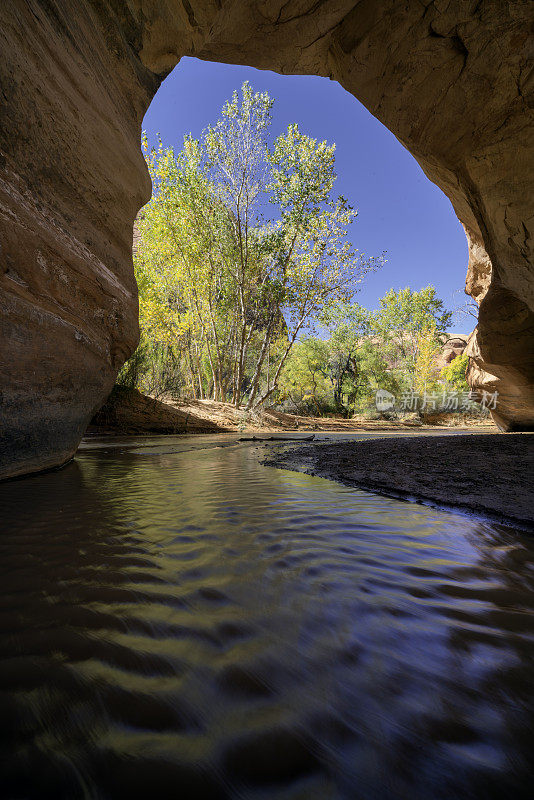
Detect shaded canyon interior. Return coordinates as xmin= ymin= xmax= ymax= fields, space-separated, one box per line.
xmin=1 ymin=0 xmax=533 ymax=479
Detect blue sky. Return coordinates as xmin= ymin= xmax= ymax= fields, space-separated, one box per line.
xmin=143 ymin=57 xmax=468 ymax=316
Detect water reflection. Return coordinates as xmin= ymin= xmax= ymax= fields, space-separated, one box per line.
xmin=0 ymin=437 xmax=533 ymax=798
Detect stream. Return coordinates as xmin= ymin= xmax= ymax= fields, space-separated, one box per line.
xmin=1 ymin=433 xmax=533 ymax=798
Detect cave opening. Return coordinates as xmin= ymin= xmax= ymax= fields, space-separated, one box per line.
xmin=142 ymin=57 xmax=470 ymax=313
xmin=128 ymin=56 xmax=472 ymax=417
xmin=1 ymin=2 xmax=532 ymax=481
xmin=1 ymin=7 xmax=533 ymax=795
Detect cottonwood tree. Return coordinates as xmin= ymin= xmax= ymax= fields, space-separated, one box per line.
xmin=243 ymin=124 xmax=381 ymax=409
xmin=278 ymin=288 xmax=453 ymax=416
xmin=204 ymin=83 xmax=275 ymax=403
xmin=277 ymin=338 xmax=332 ymax=414
xmin=135 ymin=82 xmax=381 ymax=405
xmin=412 ymin=324 xmax=442 ymax=397
xmin=319 ymin=301 xmax=373 ymax=413
xmin=371 ymin=286 xmax=452 ymax=389
xmin=136 ymin=136 xmax=239 ymax=400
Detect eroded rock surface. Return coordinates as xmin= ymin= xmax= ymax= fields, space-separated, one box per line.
xmin=1 ymin=1 xmax=532 ymax=477
xmin=436 ymin=335 xmax=468 ymax=370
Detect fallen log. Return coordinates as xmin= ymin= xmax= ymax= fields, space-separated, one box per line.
xmin=238 ymin=434 xmax=315 ymax=443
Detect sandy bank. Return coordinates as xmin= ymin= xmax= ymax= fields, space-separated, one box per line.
xmin=89 ymin=390 xmax=494 ymax=436
xmin=263 ymin=434 xmax=534 ymax=530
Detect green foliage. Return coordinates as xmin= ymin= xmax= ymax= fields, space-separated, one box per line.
xmin=441 ymin=351 xmax=469 ymax=391
xmin=351 ymin=340 xmax=399 ymax=411
xmin=277 ymin=338 xmax=333 ymax=414
xmin=374 ymin=286 xmax=452 ymax=336
xmin=370 ymin=286 xmax=452 ymax=392
xmin=279 ymin=333 xmax=398 ymax=418
xmin=278 ymin=285 xmax=465 ymax=418
xmin=131 ymin=81 xmax=379 ymax=406
xmin=123 ymin=82 xmax=469 ymax=422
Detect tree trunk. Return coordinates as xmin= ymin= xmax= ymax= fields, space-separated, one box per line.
xmin=245 ymin=316 xmax=274 ymax=410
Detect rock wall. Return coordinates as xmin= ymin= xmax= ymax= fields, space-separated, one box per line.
xmin=436 ymin=336 xmax=468 ymax=371
xmin=1 ymin=1 xmax=532 ymax=477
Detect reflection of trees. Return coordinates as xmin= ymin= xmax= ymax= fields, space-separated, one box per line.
xmin=0 ymin=445 xmax=293 ymax=797
xmin=0 ymin=457 xmax=177 ymax=796
xmin=3 ymin=449 xmax=533 ymax=797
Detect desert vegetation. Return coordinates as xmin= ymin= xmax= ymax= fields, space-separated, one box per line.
xmin=120 ymin=82 xmax=477 ymax=421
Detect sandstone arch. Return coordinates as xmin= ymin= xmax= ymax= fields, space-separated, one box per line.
xmin=1 ymin=1 xmax=532 ymax=478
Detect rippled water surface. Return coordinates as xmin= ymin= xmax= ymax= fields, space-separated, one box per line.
xmin=1 ymin=434 xmax=534 ymax=799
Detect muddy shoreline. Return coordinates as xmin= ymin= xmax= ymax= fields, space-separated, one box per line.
xmin=263 ymin=433 xmax=534 ymax=531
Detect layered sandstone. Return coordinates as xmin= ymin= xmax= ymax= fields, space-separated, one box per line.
xmin=436 ymin=336 xmax=468 ymax=370
xmin=1 ymin=1 xmax=533 ymax=478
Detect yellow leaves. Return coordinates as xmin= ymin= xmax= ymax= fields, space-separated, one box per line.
xmin=413 ymin=325 xmax=441 ymax=395
xmin=138 ymin=296 xmax=190 ymax=348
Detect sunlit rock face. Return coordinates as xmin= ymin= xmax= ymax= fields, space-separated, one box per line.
xmin=1 ymin=1 xmax=532 ymax=477
xmin=436 ymin=336 xmax=468 ymax=371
